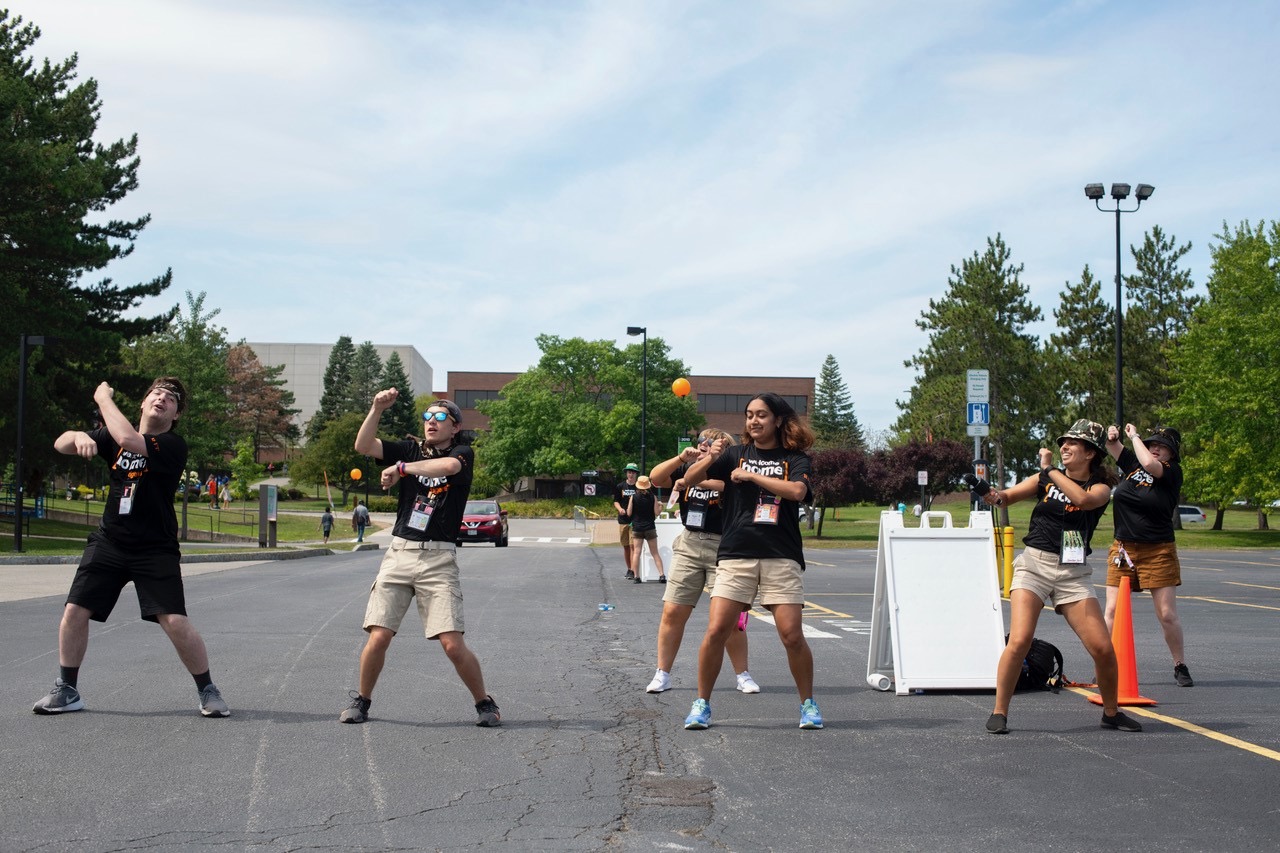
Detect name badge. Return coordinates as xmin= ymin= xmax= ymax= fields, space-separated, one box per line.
xmin=408 ymin=499 xmax=434 ymax=531
xmin=754 ymin=495 xmax=780 ymax=525
xmin=686 ymin=508 xmax=706 ymax=530
xmin=118 ymin=484 xmax=135 ymax=516
xmin=1061 ymin=530 xmax=1085 ymax=564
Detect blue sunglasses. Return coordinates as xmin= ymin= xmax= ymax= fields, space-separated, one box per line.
xmin=423 ymin=411 xmax=451 ymax=422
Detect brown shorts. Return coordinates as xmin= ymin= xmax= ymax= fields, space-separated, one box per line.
xmin=618 ymin=524 xmax=632 ymax=548
xmin=1011 ymin=546 xmax=1096 ymax=611
xmin=1107 ymin=539 xmax=1181 ymax=591
xmin=711 ymin=557 xmax=804 ymax=607
xmin=631 ymin=526 xmax=658 ymax=542
xmin=663 ymin=530 xmax=721 ymax=606
xmin=363 ymin=541 xmax=464 ymax=639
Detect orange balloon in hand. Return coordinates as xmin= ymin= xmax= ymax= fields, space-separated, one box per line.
xmin=672 ymin=377 xmax=691 ymax=397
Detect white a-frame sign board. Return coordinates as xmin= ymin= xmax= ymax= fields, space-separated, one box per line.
xmin=866 ymin=510 xmax=1005 ymax=695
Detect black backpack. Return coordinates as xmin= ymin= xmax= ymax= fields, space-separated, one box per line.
xmin=1006 ymin=635 xmax=1065 ymax=693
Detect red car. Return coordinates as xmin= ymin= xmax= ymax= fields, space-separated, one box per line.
xmin=458 ymin=500 xmax=509 ymax=547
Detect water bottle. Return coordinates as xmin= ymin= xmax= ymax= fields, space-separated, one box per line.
xmin=598 ymin=603 xmax=614 ymax=611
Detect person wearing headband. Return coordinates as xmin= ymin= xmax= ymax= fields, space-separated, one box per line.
xmin=34 ymin=377 xmax=231 ymax=719
xmin=340 ymin=389 xmax=500 ymax=728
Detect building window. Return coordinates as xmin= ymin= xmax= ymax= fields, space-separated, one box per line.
xmin=456 ymin=389 xmax=501 ymax=409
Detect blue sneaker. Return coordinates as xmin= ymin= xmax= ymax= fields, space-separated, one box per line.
xmin=684 ymin=698 xmax=711 ymax=730
xmin=799 ymin=698 xmax=823 ymax=729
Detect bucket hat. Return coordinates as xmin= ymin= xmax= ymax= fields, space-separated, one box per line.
xmin=1056 ymin=419 xmax=1106 ymax=454
xmin=1144 ymin=426 xmax=1181 ymax=461
xmin=624 ymin=463 xmax=640 ymax=473
xmin=636 ymin=476 xmax=652 ymax=490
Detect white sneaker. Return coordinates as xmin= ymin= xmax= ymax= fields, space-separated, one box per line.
xmin=735 ymin=672 xmax=761 ymax=694
xmin=646 ymin=670 xmax=671 ymax=693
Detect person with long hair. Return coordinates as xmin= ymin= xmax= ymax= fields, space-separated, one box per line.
xmin=1104 ymin=424 xmax=1193 ymax=686
xmin=678 ymin=393 xmax=820 ymax=730
xmin=626 ymin=475 xmax=666 ymax=583
xmin=644 ymin=428 xmax=756 ymax=695
xmin=980 ymin=419 xmax=1141 ymax=735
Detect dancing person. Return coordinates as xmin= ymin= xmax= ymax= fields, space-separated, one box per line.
xmin=339 ymin=392 xmax=499 ymax=727
xmin=981 ymin=419 xmax=1141 ymax=735
xmin=645 ymin=429 xmax=756 ymax=695
xmin=33 ymin=378 xmax=230 ymax=718
xmin=1105 ymin=424 xmax=1193 ymax=686
xmin=679 ymin=393 xmax=820 ymax=730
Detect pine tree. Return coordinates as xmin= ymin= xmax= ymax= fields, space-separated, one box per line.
xmin=379 ymin=351 xmax=417 ymax=439
xmin=812 ymin=355 xmax=865 ymax=449
xmin=1045 ymin=265 xmax=1114 ymax=425
xmin=348 ymin=342 xmax=383 ymax=413
xmin=309 ymin=336 xmax=356 ymax=441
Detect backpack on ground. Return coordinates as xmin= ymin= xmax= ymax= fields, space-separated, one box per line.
xmin=1006 ymin=635 xmax=1065 ymax=693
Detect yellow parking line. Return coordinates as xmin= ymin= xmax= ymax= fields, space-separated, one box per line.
xmin=1183 ymin=596 xmax=1280 ymax=612
xmin=1065 ymin=687 xmax=1280 ymax=762
xmin=1223 ymin=581 xmax=1280 ymax=592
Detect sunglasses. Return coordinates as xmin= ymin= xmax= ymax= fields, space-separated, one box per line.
xmin=698 ymin=437 xmax=714 ymax=447
xmin=423 ymin=411 xmax=452 ymax=422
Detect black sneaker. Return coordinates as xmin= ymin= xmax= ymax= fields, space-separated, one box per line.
xmin=634 ymin=576 xmax=642 ymax=584
xmin=658 ymin=576 xmax=667 ymax=584
xmin=985 ymin=713 xmax=1008 ymax=734
xmin=199 ymin=684 xmax=231 ymax=717
xmin=33 ymin=678 xmax=85 ymax=715
xmin=475 ymin=695 xmax=501 ymax=727
xmin=339 ymin=692 xmax=371 ymax=724
xmin=1101 ymin=710 xmax=1143 ymax=732
xmin=1174 ymin=663 xmax=1194 ymax=687
xmin=624 ymin=571 xmax=635 ymax=580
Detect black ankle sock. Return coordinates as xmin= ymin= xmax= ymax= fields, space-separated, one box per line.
xmin=60 ymin=666 xmax=79 ymax=688
xmin=193 ymin=671 xmax=213 ymax=691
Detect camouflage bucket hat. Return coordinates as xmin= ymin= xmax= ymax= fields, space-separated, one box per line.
xmin=1144 ymin=426 xmax=1181 ymax=461
xmin=1056 ymin=419 xmax=1106 ymax=454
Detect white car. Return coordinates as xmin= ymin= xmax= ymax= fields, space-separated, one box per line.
xmin=1178 ymin=505 xmax=1207 ymax=524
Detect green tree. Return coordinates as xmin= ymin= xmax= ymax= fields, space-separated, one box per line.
xmin=1045 ymin=264 xmax=1114 ymax=425
xmin=349 ymin=341 xmax=383 ymax=412
xmin=228 ymin=437 xmax=264 ymax=501
xmin=379 ymin=351 xmax=417 ymax=439
xmin=308 ymin=336 xmax=355 ymax=441
xmin=896 ymin=235 xmax=1052 ymax=484
xmin=290 ymin=411 xmax=368 ymax=507
xmin=476 ymin=335 xmax=700 ymax=483
xmin=226 ymin=343 xmax=299 ymax=461
xmin=1123 ymin=226 xmax=1201 ymax=430
xmin=812 ymin=354 xmax=865 ymax=449
xmin=1168 ymin=220 xmax=1280 ymax=528
xmin=0 ymin=11 xmax=175 ymax=492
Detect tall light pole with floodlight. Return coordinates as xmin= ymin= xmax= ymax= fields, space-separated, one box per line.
xmin=626 ymin=326 xmax=647 ymax=472
xmin=1085 ymin=181 xmax=1154 ymax=426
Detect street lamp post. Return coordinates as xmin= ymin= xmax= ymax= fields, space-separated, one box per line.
xmin=1084 ymin=182 xmax=1154 ymax=426
xmin=14 ymin=334 xmax=51 ymax=552
xmin=626 ymin=326 xmax=647 ymax=472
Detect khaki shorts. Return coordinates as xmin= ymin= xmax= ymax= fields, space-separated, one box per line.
xmin=1012 ymin=546 xmax=1096 ymax=611
xmin=663 ymin=530 xmax=721 ymax=606
xmin=618 ymin=524 xmax=632 ymax=548
xmin=363 ymin=541 xmax=464 ymax=639
xmin=632 ymin=526 xmax=658 ymax=542
xmin=711 ymin=557 xmax=804 ymax=607
xmin=1107 ymin=539 xmax=1182 ymax=591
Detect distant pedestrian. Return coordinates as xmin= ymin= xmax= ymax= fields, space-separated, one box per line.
xmin=352 ymin=500 xmax=370 ymax=542
xmin=627 ymin=476 xmax=666 ymax=584
xmin=613 ymin=463 xmax=640 ymax=579
xmin=33 ymin=377 xmax=230 ymax=718
xmin=1104 ymin=424 xmax=1194 ymax=687
xmin=320 ymin=506 xmax=335 ymax=545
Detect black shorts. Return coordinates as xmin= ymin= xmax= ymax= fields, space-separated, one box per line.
xmin=66 ymin=532 xmax=187 ymax=623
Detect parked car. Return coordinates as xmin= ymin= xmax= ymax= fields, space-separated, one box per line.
xmin=1178 ymin=505 xmax=1207 ymax=524
xmin=458 ymin=499 xmax=509 ymax=546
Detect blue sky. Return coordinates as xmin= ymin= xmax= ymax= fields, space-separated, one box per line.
xmin=12 ymin=0 xmax=1279 ymax=436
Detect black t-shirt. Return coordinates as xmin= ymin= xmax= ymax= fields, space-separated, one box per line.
xmin=1022 ymin=469 xmax=1109 ymax=556
xmin=1112 ymin=448 xmax=1182 ymax=542
xmin=707 ymin=444 xmax=812 ymax=569
xmin=672 ymin=463 xmax=725 ymax=535
xmin=614 ymin=481 xmax=637 ymax=524
xmin=91 ymin=427 xmax=187 ymax=552
xmin=378 ymin=440 xmax=474 ymax=542
xmin=629 ymin=490 xmax=658 ymax=531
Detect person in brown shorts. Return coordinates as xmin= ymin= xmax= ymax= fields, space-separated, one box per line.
xmin=1105 ymin=424 xmax=1193 ymax=686
xmin=980 ymin=420 xmax=1140 ymax=735
xmin=627 ymin=476 xmax=666 ymax=583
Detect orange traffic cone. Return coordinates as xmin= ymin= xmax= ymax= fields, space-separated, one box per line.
xmin=1089 ymin=576 xmax=1157 ymax=706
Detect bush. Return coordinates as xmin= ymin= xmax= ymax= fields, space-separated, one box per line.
xmin=500 ymin=497 xmax=615 ymax=519
xmin=366 ymin=496 xmax=398 ymax=513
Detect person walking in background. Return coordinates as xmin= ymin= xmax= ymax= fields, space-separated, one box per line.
xmin=613 ymin=463 xmax=640 ymax=579
xmin=980 ymin=419 xmax=1140 ymax=735
xmin=645 ymin=428 xmax=756 ymax=695
xmin=320 ymin=505 xmax=335 ymax=545
xmin=33 ymin=377 xmax=230 ymax=718
xmin=339 ymin=392 xmax=499 ymax=727
xmin=679 ymin=393 xmax=819 ymax=730
xmin=1105 ymin=424 xmax=1193 ymax=687
xmin=352 ymin=500 xmax=370 ymax=542
xmin=627 ymin=475 xmax=666 ymax=584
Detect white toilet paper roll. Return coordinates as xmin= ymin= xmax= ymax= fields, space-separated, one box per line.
xmin=866 ymin=673 xmax=891 ymax=691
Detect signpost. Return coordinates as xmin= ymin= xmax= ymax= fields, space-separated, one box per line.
xmin=966 ymin=370 xmax=990 ymax=511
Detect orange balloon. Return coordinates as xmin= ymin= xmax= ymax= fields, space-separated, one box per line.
xmin=672 ymin=377 xmax=691 ymax=397
xmin=350 ymin=468 xmax=362 ymax=480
